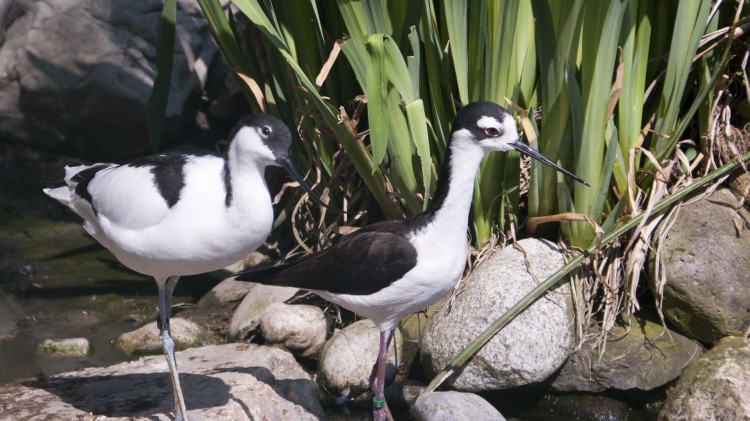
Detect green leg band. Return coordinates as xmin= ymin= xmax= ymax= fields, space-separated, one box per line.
xmin=372 ymin=397 xmax=386 ymax=409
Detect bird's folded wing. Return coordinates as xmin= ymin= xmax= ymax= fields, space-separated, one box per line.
xmin=83 ymin=164 xmax=173 ymax=231
xmin=235 ymin=229 xmax=418 ymax=296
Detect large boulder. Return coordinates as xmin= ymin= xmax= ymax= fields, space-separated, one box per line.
xmin=0 ymin=343 xmax=325 ymax=420
xmin=420 ymin=238 xmax=576 ymax=391
xmin=0 ymin=0 xmax=217 ymax=157
xmin=551 ymin=316 xmax=703 ymax=392
xmin=659 ymin=336 xmax=750 ymax=420
xmin=649 ymin=188 xmax=750 ymax=344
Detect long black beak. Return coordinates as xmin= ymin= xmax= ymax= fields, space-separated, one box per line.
xmin=276 ymin=155 xmax=341 ymax=211
xmin=510 ymin=140 xmax=590 ymax=186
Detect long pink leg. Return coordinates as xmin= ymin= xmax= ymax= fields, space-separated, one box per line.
xmin=370 ymin=329 xmax=394 ymax=421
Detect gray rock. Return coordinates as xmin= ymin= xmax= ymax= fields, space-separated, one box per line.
xmin=0 ymin=0 xmax=217 ymax=157
xmin=198 ymin=252 xmax=271 ymax=305
xmin=421 ymin=238 xmax=576 ymax=391
xmin=411 ymin=391 xmax=505 ymax=421
xmin=259 ymin=302 xmax=328 ymax=357
xmin=318 ymin=319 xmax=403 ymax=397
xmin=229 ymin=284 xmax=299 ymax=338
xmin=112 ymin=317 xmax=217 ymax=356
xmin=37 ymin=337 xmax=92 ymax=357
xmin=649 ymin=188 xmax=750 ymax=344
xmin=0 ymin=343 xmax=325 ymax=420
xmin=551 ymin=316 xmax=704 ymax=392
xmin=385 ymin=380 xmax=426 ymax=408
xmin=659 ymin=336 xmax=750 ymax=421
xmin=199 ymin=277 xmax=256 ymax=306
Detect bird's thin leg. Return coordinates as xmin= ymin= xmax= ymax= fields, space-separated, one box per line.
xmin=157 ymin=275 xmax=188 ymax=421
xmin=371 ymin=328 xmax=394 ymax=421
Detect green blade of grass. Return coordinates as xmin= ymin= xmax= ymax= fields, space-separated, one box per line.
xmin=444 ymin=0 xmax=469 ymax=104
xmin=146 ymin=0 xmax=176 ymax=153
xmin=365 ymin=34 xmax=389 ymax=169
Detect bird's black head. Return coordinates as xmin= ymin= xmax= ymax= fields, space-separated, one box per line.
xmin=450 ymin=101 xmax=589 ymax=186
xmin=228 ymin=114 xmax=293 ymax=164
xmin=227 ymin=114 xmax=338 ymax=207
xmin=449 ymin=101 xmax=520 ymax=153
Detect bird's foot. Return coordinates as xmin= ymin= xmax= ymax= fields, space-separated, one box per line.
xmin=173 ymin=410 xmax=190 ymax=421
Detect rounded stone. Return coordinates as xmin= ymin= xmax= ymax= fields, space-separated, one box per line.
xmin=420 ymin=238 xmax=576 ymax=390
xmin=649 ymin=188 xmax=750 ymax=344
xmin=198 ymin=277 xmax=255 ymax=306
xmin=259 ymin=303 xmax=327 ymax=357
xmin=551 ymin=315 xmax=704 ymax=392
xmin=229 ymin=284 xmax=300 ymax=338
xmin=659 ymin=336 xmax=750 ymax=420
xmin=37 ymin=337 xmax=92 ymax=357
xmin=317 ymin=319 xmax=403 ymax=397
xmin=411 ymin=391 xmax=506 ymax=421
xmin=112 ymin=317 xmax=216 ymax=356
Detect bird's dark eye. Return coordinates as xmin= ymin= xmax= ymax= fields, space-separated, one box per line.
xmin=485 ymin=127 xmax=500 ymax=137
xmin=261 ymin=126 xmax=272 ymax=136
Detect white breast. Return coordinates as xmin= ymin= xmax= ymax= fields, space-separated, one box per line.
xmin=84 ymin=156 xmax=274 ymax=278
xmin=316 ymin=223 xmax=467 ymax=332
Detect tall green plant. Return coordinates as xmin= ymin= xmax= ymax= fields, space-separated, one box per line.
xmin=528 ymin=0 xmax=718 ymax=248
xmin=145 ymin=0 xmax=743 ymax=394
xmin=180 ymin=0 xmax=730 ymax=253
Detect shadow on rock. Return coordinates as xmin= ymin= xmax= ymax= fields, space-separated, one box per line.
xmin=23 ymin=372 xmax=229 ymax=417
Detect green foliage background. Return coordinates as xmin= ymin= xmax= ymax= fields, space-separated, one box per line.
xmin=152 ymin=0 xmax=746 ymax=251
xmin=146 ymin=0 xmax=748 ymax=387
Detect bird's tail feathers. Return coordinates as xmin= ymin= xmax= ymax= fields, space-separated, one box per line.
xmin=43 ymin=186 xmax=71 ymax=206
xmin=234 ymin=262 xmax=295 ymax=284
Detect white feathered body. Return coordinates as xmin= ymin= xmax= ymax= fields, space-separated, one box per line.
xmin=44 ymin=130 xmax=278 ymax=279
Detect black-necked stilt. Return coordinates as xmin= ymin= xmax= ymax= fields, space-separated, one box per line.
xmin=44 ymin=114 xmax=322 ymax=421
xmin=235 ymin=101 xmax=589 ymax=420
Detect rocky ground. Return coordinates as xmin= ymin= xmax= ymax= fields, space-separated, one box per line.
xmin=1 ymin=1 xmax=749 ymax=419
xmin=3 ymin=187 xmax=749 ymax=419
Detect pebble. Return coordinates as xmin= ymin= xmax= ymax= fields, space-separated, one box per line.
xmin=38 ymin=337 xmax=91 ymax=357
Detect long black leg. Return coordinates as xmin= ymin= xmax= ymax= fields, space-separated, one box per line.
xmin=156 ymin=275 xmax=188 ymax=420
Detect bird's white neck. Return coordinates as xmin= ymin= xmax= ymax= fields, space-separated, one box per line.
xmin=422 ymin=141 xmax=487 ymax=239
xmin=225 ymin=151 xmax=273 ymax=223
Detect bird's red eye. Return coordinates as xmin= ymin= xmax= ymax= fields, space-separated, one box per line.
xmin=485 ymin=127 xmax=500 ymax=137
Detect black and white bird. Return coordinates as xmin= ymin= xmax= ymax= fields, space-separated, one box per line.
xmin=44 ymin=114 xmax=322 ymax=421
xmin=235 ymin=101 xmax=589 ymax=420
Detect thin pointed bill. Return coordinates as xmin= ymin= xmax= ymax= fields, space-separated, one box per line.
xmin=509 ymin=140 xmax=590 ymax=186
xmin=276 ymin=155 xmax=339 ymax=210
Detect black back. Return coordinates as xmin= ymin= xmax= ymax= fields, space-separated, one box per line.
xmin=236 ymin=220 xmax=418 ymax=295
xmin=126 ymin=148 xmax=222 ymax=208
